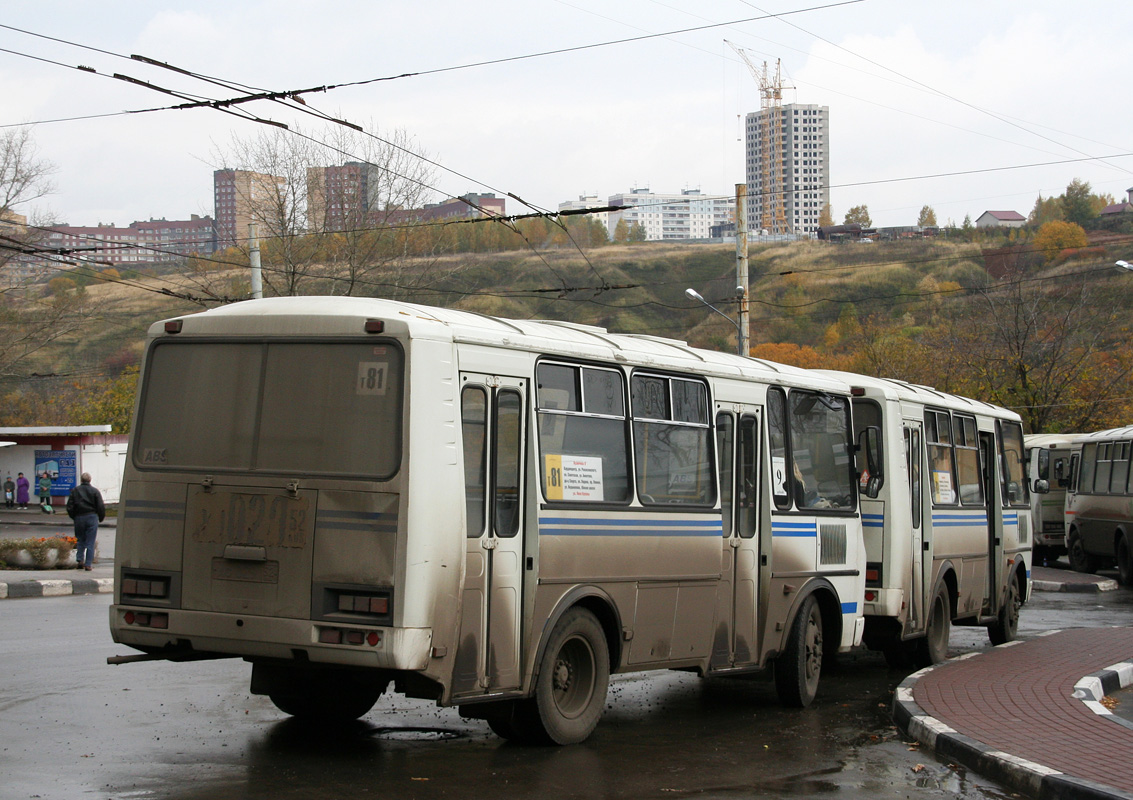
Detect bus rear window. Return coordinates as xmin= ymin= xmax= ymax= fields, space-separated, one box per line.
xmin=135 ymin=341 xmax=403 ymax=478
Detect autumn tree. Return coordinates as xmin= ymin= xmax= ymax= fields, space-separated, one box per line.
xmin=1033 ymin=220 xmax=1088 ymax=261
xmin=612 ymin=218 xmax=629 ymax=242
xmin=941 ymin=269 xmax=1131 ymax=432
xmin=844 ymin=205 xmax=871 ymax=226
xmin=628 ymin=221 xmax=647 ymax=242
xmin=1028 ymin=194 xmax=1063 ymax=227
xmin=1061 ymin=179 xmax=1097 ymax=227
xmin=917 ymin=205 xmax=937 ymax=226
xmin=818 ymin=203 xmax=834 ymax=227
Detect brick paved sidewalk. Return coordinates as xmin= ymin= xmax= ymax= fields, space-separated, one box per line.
xmin=895 ymin=628 xmax=1133 ymax=800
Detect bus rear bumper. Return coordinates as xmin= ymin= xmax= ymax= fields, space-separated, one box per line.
xmin=110 ymin=605 xmax=433 ymax=671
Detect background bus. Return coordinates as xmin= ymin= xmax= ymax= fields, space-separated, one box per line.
xmin=819 ymin=372 xmax=1032 ymax=667
xmin=109 ymin=297 xmax=876 ymax=745
xmin=1065 ymin=426 xmax=1133 ymax=586
xmin=1024 ymin=433 xmax=1080 ymax=564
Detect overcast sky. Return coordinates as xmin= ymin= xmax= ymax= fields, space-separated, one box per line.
xmin=3 ymin=1 xmax=1132 ymax=230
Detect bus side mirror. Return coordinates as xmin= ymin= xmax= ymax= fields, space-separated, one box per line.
xmin=1032 ymin=478 xmax=1050 ymax=494
xmin=857 ymin=426 xmax=883 ymax=499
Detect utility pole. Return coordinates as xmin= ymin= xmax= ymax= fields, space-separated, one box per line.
xmin=248 ymin=222 xmax=263 ymax=300
xmin=736 ymin=183 xmax=749 ymax=357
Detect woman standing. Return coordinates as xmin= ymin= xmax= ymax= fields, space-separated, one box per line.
xmin=15 ymin=472 xmax=29 ymax=509
xmin=37 ymin=472 xmax=52 ymax=512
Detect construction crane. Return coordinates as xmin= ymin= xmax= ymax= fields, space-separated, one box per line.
xmin=726 ymin=41 xmax=793 ymax=235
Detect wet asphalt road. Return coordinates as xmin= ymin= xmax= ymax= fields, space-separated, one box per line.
xmin=1 ymin=586 xmax=1129 ymax=800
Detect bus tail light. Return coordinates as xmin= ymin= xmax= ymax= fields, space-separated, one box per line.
xmin=865 ymin=563 xmax=882 ymax=586
xmin=123 ymin=610 xmax=169 ymax=629
xmin=316 ymin=585 xmax=393 ymax=625
xmin=317 ymin=626 xmax=382 ymax=647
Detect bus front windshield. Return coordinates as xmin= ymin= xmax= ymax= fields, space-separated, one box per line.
xmin=135 ymin=341 xmax=403 ymax=478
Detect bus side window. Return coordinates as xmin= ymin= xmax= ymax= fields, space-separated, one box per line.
xmin=716 ymin=412 xmax=734 ymax=538
xmin=461 ymin=386 xmax=488 ymax=538
xmin=768 ymin=388 xmax=791 ymax=510
xmin=1053 ymin=457 xmax=1067 ymax=487
xmin=925 ymin=410 xmax=956 ymax=505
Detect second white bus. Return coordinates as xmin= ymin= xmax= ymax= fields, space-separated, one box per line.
xmin=819 ymin=373 xmax=1033 ymax=666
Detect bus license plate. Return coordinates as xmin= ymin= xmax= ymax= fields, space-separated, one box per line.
xmin=189 ymin=491 xmax=311 ymax=549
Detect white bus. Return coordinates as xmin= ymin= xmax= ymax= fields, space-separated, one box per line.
xmin=109 ymin=297 xmax=877 ymax=744
xmin=1024 ymin=433 xmax=1080 ymax=564
xmin=817 ymin=373 xmax=1033 ymax=666
xmin=1065 ymin=426 xmax=1133 ymax=586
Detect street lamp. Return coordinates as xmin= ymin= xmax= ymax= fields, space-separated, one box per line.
xmin=1117 ymin=260 xmax=1132 ymax=272
xmin=685 ymin=287 xmax=746 ymax=356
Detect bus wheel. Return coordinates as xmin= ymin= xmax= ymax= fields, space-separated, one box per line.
xmin=774 ymin=594 xmax=823 ymax=707
xmin=1068 ymin=531 xmax=1099 ymax=575
xmin=1117 ymin=534 xmax=1133 ymax=587
xmin=915 ymin=584 xmax=951 ymax=667
xmin=525 ymin=607 xmax=610 ymax=745
xmin=988 ymin=577 xmax=1021 ymax=645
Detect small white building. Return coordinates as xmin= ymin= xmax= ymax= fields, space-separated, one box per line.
xmin=0 ymin=426 xmax=128 ymax=505
xmin=606 ymin=187 xmax=734 ymax=241
xmin=976 ymin=210 xmax=1026 ymax=228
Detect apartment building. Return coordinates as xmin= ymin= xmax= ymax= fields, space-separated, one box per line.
xmin=558 ymin=194 xmax=610 ymax=235
xmin=745 ymin=103 xmax=829 ymax=236
xmin=606 ymin=188 xmax=734 ymax=241
xmin=214 ymin=169 xmax=286 ymax=249
xmin=40 ymin=215 xmax=216 ymax=267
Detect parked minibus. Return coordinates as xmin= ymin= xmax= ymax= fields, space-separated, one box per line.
xmin=818 ymin=372 xmax=1032 ymax=666
xmin=1064 ymin=426 xmax=1133 ymax=586
xmin=1023 ymin=433 xmax=1079 ymax=564
xmin=109 ymin=297 xmax=879 ymax=744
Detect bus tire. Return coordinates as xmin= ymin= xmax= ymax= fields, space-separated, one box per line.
xmin=915 ymin=584 xmax=951 ymax=667
xmin=1117 ymin=534 xmax=1133 ymax=587
xmin=523 ymin=607 xmax=609 ymax=745
xmin=988 ymin=575 xmax=1021 ymax=645
xmin=774 ymin=594 xmax=823 ymax=707
xmin=1068 ymin=530 xmax=1099 ymax=575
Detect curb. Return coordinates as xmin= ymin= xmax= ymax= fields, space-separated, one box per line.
xmin=1073 ymin=661 xmax=1133 ymax=733
xmin=0 ymin=577 xmax=113 ymax=599
xmin=1032 ymin=577 xmax=1120 ymax=593
xmin=892 ymin=633 xmax=1133 ymax=800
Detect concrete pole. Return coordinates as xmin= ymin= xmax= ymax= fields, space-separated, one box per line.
xmin=249 ymin=222 xmax=263 ymax=300
xmin=735 ymin=183 xmax=749 ymax=357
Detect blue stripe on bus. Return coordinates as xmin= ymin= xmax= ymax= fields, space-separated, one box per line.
xmin=841 ymin=602 xmax=858 ymax=614
xmin=771 ymin=521 xmax=817 ymax=537
xmin=539 ymin=517 xmax=723 ymax=537
xmin=862 ymin=513 xmax=884 ymax=528
xmin=931 ymin=514 xmax=988 ymax=527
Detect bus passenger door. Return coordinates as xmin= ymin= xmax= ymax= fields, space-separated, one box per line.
xmin=712 ymin=409 xmax=761 ymax=668
xmin=904 ymin=424 xmax=925 ymax=633
xmin=454 ymin=376 xmax=526 ymax=696
xmin=980 ymin=431 xmax=1000 ymax=611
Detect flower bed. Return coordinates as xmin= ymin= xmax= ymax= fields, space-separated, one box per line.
xmin=0 ymin=536 xmax=78 ymax=569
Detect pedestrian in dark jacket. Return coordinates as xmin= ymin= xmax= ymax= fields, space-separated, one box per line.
xmin=66 ymin=473 xmax=105 ymax=571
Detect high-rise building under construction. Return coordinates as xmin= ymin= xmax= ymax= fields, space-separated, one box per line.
xmin=744 ymin=103 xmax=830 ymax=236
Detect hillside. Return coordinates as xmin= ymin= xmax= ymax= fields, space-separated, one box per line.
xmin=8 ymin=232 xmax=1132 ymax=433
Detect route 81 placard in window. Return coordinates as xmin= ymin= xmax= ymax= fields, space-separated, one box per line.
xmin=544 ymin=454 xmax=605 ymax=502
xmin=357 ymin=361 xmax=388 ymax=395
